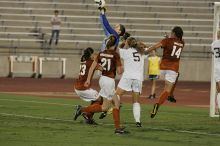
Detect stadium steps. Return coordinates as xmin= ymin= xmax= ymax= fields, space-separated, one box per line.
xmin=0 ymin=0 xmax=215 ymax=57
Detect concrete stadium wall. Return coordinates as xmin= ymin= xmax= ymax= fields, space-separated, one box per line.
xmin=0 ymin=55 xmax=211 ymax=82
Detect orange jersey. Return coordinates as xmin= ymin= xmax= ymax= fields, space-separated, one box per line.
xmin=74 ymin=59 xmax=94 ymax=90
xmin=160 ymin=38 xmax=185 ymax=72
xmin=96 ymin=49 xmax=122 ymax=79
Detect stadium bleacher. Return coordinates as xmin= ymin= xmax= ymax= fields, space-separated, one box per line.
xmin=0 ymin=0 xmax=216 ymax=57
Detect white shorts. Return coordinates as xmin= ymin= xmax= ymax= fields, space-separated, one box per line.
xmin=99 ymin=76 xmax=115 ymax=100
xmin=160 ymin=70 xmax=178 ymax=84
xmin=74 ymin=88 xmax=99 ymax=102
xmin=118 ymin=77 xmax=142 ymax=93
xmin=215 ymin=67 xmax=220 ymax=82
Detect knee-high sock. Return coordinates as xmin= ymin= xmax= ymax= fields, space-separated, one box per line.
xmin=133 ymin=102 xmax=141 ymax=123
xmin=81 ymin=104 xmax=102 ymax=113
xmin=158 ymin=91 xmax=169 ymax=105
xmin=217 ymin=93 xmax=220 ymax=109
xmin=113 ymin=108 xmax=120 ymax=129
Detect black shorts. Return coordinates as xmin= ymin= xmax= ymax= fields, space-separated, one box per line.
xmin=149 ymin=75 xmax=159 ymax=80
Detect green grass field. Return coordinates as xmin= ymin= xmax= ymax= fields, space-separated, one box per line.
xmin=0 ymin=93 xmax=220 ymax=146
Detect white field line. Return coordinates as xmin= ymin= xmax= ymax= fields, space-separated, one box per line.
xmin=0 ymin=98 xmax=208 ymax=117
xmin=0 ymin=112 xmax=219 ymax=137
xmin=0 ymin=91 xmax=147 ymax=98
xmin=0 ymin=98 xmax=73 ymax=106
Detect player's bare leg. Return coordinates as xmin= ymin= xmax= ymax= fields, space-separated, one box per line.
xmin=148 ymin=80 xmax=156 ymax=99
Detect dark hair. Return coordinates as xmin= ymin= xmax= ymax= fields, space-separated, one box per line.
xmin=119 ymin=24 xmax=126 ymax=36
xmin=105 ymin=35 xmax=117 ymax=49
xmin=172 ymin=26 xmax=183 ymax=40
xmin=54 ymin=10 xmax=59 ymax=13
xmin=81 ymin=47 xmax=94 ymax=61
xmin=121 ymin=32 xmax=131 ymax=41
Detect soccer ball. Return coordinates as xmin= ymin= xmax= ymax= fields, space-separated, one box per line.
xmin=94 ymin=0 xmax=106 ymax=8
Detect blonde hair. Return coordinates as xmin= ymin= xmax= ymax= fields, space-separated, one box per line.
xmin=126 ymin=37 xmax=146 ymax=55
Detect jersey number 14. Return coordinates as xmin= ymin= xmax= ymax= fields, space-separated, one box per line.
xmin=171 ymin=45 xmax=182 ymax=58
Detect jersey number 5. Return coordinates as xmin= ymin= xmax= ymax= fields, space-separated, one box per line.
xmin=133 ymin=52 xmax=140 ymax=62
xmin=171 ymin=45 xmax=182 ymax=58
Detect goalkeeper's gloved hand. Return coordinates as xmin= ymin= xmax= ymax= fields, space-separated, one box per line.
xmin=94 ymin=0 xmax=106 ymax=12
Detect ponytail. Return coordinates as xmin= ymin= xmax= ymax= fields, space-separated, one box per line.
xmin=105 ymin=35 xmax=117 ymax=49
xmin=81 ymin=47 xmax=94 ymax=61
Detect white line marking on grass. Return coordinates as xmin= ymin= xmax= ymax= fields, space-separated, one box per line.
xmin=0 ymin=112 xmax=73 ymax=122
xmin=0 ymin=98 xmax=73 ymax=106
xmin=0 ymin=98 xmax=208 ymax=117
xmin=147 ymin=127 xmax=220 ymax=137
xmin=1 ymin=112 xmax=219 ymax=137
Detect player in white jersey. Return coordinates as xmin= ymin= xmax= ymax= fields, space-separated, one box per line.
xmin=211 ymin=30 xmax=220 ymax=110
xmin=112 ymin=37 xmax=147 ymax=132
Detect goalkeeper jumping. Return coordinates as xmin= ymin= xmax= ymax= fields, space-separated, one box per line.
xmin=96 ymin=0 xmax=126 ymax=51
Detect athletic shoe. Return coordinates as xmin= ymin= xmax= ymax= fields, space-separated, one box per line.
xmin=85 ymin=118 xmax=98 ymax=125
xmin=115 ymin=128 xmax=129 ymax=135
xmin=99 ymin=112 xmax=107 ymax=119
xmin=148 ymin=94 xmax=156 ymax=99
xmin=167 ymin=96 xmax=177 ymax=103
xmin=136 ymin=122 xmax=142 ymax=128
xmin=73 ymin=105 xmax=82 ymax=120
xmin=150 ymin=103 xmax=159 ymax=118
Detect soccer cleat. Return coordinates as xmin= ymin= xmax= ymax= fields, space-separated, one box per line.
xmin=115 ymin=128 xmax=129 ymax=135
xmin=99 ymin=112 xmax=107 ymax=119
xmin=167 ymin=96 xmax=177 ymax=103
xmin=136 ymin=122 xmax=142 ymax=128
xmin=86 ymin=119 xmax=98 ymax=125
xmin=150 ymin=103 xmax=159 ymax=118
xmin=73 ymin=105 xmax=82 ymax=120
xmin=81 ymin=112 xmax=89 ymax=120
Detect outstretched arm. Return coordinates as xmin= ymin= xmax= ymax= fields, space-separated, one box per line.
xmin=145 ymin=42 xmax=162 ymax=54
xmin=100 ymin=13 xmax=118 ymax=36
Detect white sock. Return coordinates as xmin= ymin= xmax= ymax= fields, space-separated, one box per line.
xmin=133 ymin=102 xmax=141 ymax=123
xmin=217 ymin=93 xmax=220 ymax=109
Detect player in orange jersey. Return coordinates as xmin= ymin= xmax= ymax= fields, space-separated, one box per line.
xmin=74 ymin=35 xmax=123 ymax=126
xmin=145 ymin=26 xmax=184 ymax=118
xmin=74 ymin=47 xmax=103 ymax=124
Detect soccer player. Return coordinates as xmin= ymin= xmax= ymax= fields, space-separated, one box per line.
xmin=145 ymin=26 xmax=184 ymax=118
xmin=74 ymin=47 xmax=103 ymax=124
xmin=211 ymin=30 xmax=220 ymax=111
xmin=74 ymin=35 xmax=123 ymax=124
xmin=112 ymin=37 xmax=147 ymax=134
xmin=96 ymin=0 xmax=126 ymax=51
